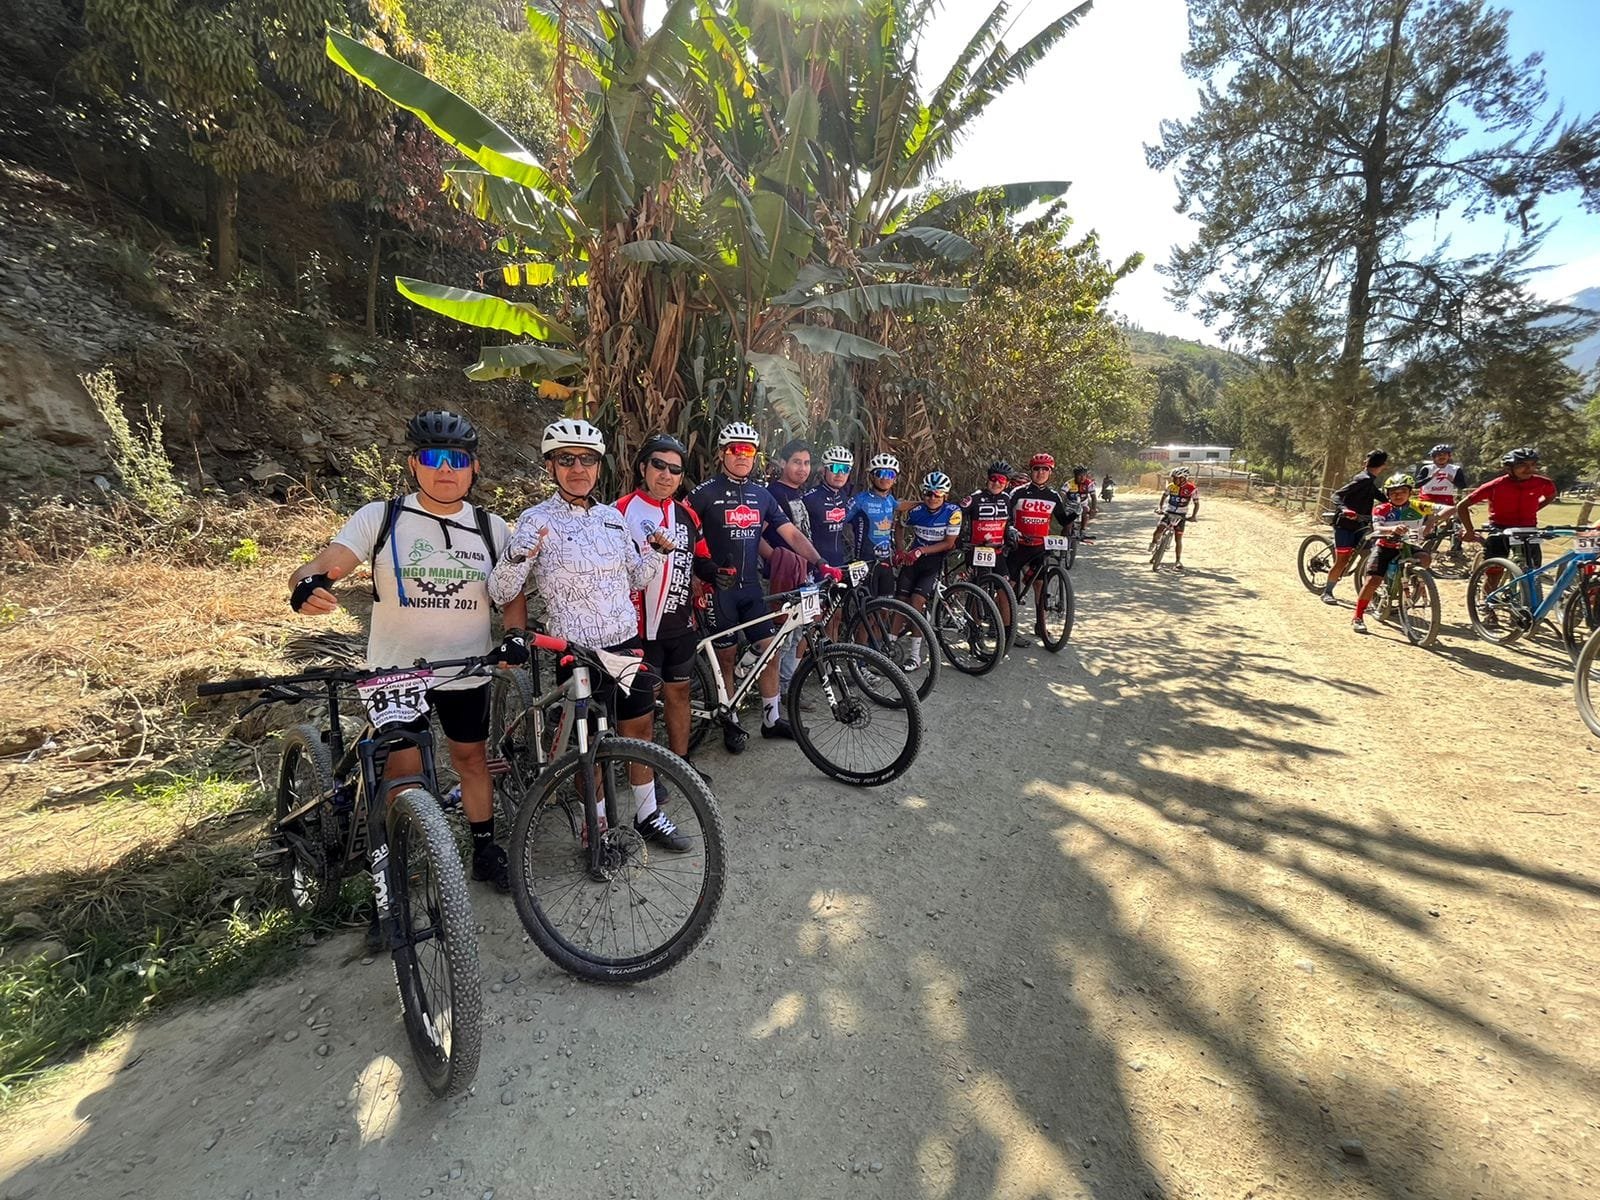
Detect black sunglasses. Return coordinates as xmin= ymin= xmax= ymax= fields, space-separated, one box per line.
xmin=647 ymin=457 xmax=685 ymax=476
xmin=552 ymin=451 xmax=602 ymax=468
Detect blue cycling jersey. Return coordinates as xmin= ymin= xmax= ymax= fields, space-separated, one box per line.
xmin=803 ymin=484 xmax=853 ymax=567
xmin=847 ymin=489 xmax=899 ymax=562
xmin=904 ymin=501 xmax=963 ymax=560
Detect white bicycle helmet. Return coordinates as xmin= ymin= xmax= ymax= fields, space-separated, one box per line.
xmin=718 ymin=421 xmax=760 ymax=448
xmin=868 ymin=453 xmax=899 ymax=473
xmin=822 ymin=445 xmax=854 ymax=467
xmin=542 ymin=418 xmax=606 ymax=457
xmin=922 ymin=470 xmax=952 ymax=493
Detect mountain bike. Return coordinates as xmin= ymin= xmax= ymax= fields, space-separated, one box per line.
xmin=1465 ymin=525 xmax=1592 ymax=654
xmin=198 ymin=656 xmax=493 ymax=1097
xmin=1009 ymin=536 xmax=1075 ymax=653
xmin=1365 ymin=521 xmax=1442 ymax=648
xmin=496 ymin=631 xmax=727 ymax=983
xmin=830 ymin=559 xmax=939 ymax=701
xmin=1149 ymin=510 xmax=1185 ymax=570
xmin=1297 ymin=515 xmax=1371 ymax=594
xmin=943 ymin=546 xmax=1020 ymax=654
xmin=680 ymin=579 xmax=923 ymax=786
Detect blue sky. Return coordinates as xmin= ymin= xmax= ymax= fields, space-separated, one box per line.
xmin=924 ymin=0 xmax=1600 ymax=343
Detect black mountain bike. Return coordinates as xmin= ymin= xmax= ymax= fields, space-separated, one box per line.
xmin=198 ymin=656 xmax=493 ymax=1097
xmin=831 ymin=559 xmax=940 ymax=701
xmin=944 ymin=547 xmax=1021 ymax=654
xmin=1010 ymin=536 xmax=1076 ymax=652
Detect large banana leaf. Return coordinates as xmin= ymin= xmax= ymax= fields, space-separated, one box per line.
xmin=787 ymin=325 xmax=901 ymax=362
xmin=865 ymin=226 xmax=977 ymax=264
xmin=748 ymin=351 xmax=809 ymax=432
xmin=909 ymin=182 xmax=1071 ymax=230
xmin=618 ymin=240 xmax=708 ymax=270
xmin=466 ymin=344 xmax=585 ymax=381
xmin=326 ymin=29 xmax=565 ymax=202
xmin=796 ymin=283 xmax=970 ymax=321
xmin=395 ymin=277 xmax=577 ymax=342
xmin=444 ymin=163 xmax=582 ymax=248
xmin=756 ymin=86 xmax=820 ymax=191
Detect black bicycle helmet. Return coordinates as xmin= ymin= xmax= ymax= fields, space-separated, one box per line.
xmin=406 ymin=409 xmax=479 ymax=452
xmin=988 ymin=459 xmax=1014 ymax=477
xmin=1072 ymin=464 xmax=1089 ymax=477
xmin=635 ymin=432 xmax=689 ymax=469
xmin=1500 ymin=446 xmax=1540 ymax=467
xmin=1429 ymin=443 xmax=1453 ymax=456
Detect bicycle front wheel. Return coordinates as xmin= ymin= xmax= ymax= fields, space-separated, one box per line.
xmin=509 ymin=738 xmax=725 ymax=983
xmin=975 ymin=571 xmax=1020 ymax=653
xmin=1396 ymin=563 xmax=1440 ymax=648
xmin=1466 ymin=557 xmax=1531 ymax=645
xmin=933 ymin=581 xmax=1005 ymax=676
xmin=1561 ymin=579 xmax=1600 ymax=664
xmin=386 ymin=787 xmax=482 ymax=1098
xmin=1577 ymin=627 xmax=1600 ymax=737
xmin=844 ymin=597 xmax=938 ymax=702
xmin=1036 ymin=564 xmax=1075 ymax=651
xmin=789 ymin=644 xmax=923 ymax=787
xmin=1296 ymin=534 xmax=1334 ymax=592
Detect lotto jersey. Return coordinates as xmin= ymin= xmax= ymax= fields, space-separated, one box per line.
xmin=1011 ymin=483 xmax=1072 ymax=545
xmin=686 ymin=474 xmax=790 ymax=586
xmin=904 ymin=502 xmax=962 ymax=558
xmin=1371 ymin=498 xmax=1439 ymax=546
xmin=847 ymin=490 xmax=900 ymax=561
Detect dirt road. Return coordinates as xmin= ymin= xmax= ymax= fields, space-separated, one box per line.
xmin=4 ymin=496 xmax=1597 ymax=1200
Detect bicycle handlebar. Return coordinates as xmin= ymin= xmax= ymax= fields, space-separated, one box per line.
xmin=196 ymin=654 xmax=504 ymax=699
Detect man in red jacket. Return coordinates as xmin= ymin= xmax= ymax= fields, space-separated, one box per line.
xmin=1453 ymin=447 xmax=1557 ymax=567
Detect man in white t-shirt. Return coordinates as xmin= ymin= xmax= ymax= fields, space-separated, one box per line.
xmin=288 ymin=411 xmax=528 ymax=897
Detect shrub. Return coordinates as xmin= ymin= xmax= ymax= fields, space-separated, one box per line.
xmin=81 ymin=369 xmax=185 ymax=518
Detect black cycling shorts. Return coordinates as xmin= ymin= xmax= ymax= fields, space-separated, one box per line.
xmin=870 ymin=561 xmax=898 ymax=597
xmin=1485 ymin=534 xmax=1543 ymax=569
xmin=1365 ymin=544 xmax=1408 ymax=578
xmin=895 ymin=556 xmax=944 ymax=599
xmin=1007 ymin=544 xmax=1046 ymax=586
xmin=1334 ymin=523 xmax=1367 ymax=553
xmin=644 ymin=631 xmax=698 ymax=685
xmin=399 ymin=681 xmax=490 ymax=744
xmin=703 ymin=583 xmax=774 ymax=648
xmin=555 ymin=635 xmax=654 ymax=721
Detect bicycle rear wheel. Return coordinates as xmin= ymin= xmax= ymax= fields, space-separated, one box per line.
xmin=844 ymin=597 xmax=938 ymax=702
xmin=509 ymin=738 xmax=725 ymax=983
xmin=1036 ymin=564 xmax=1075 ymax=651
xmin=272 ymin=725 xmax=341 ymax=917
xmin=1296 ymin=534 xmax=1334 ymax=592
xmin=933 ymin=581 xmax=1005 ymax=676
xmin=974 ymin=571 xmax=1019 ymax=653
xmin=486 ymin=667 xmax=538 ymax=827
xmin=386 ymin=787 xmax=482 ymax=1098
xmin=1395 ymin=563 xmax=1440 ymax=648
xmin=788 ymin=644 xmax=922 ymax=787
xmin=1577 ymin=628 xmax=1600 ymax=737
xmin=1151 ymin=529 xmax=1171 ymax=570
xmin=1466 ymin=557 xmax=1531 ymax=645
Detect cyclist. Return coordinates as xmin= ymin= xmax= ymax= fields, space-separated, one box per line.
xmin=1006 ymin=465 xmax=1028 ymax=493
xmin=760 ymin=440 xmax=814 ymax=699
xmin=1009 ymin=453 xmax=1075 ymax=597
xmin=1150 ymin=467 xmax=1199 ymax=571
xmin=1348 ymin=473 xmax=1445 ymax=634
xmin=615 ymin=433 xmax=707 ymax=778
xmin=1320 ymin=449 xmax=1391 ymax=605
xmin=962 ymin=460 xmax=1021 ymax=642
xmin=289 ymin=409 xmax=528 ymax=894
xmin=846 ymin=453 xmax=905 ymax=596
xmin=687 ymin=422 xmax=840 ymax=752
xmin=1414 ymin=443 xmax=1469 ymax=553
xmin=1067 ymin=465 xmax=1099 ymax=542
xmin=804 ymin=446 xmax=855 ymax=569
xmin=893 ymin=471 xmax=963 ymax=670
xmin=1452 ymin=446 xmax=1557 ymax=587
xmin=487 ymin=419 xmax=689 ymax=852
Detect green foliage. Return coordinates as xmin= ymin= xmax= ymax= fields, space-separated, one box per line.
xmin=0 ymin=600 xmax=22 ymax=625
xmin=225 ymin=538 xmax=261 ymax=569
xmin=406 ymin=0 xmax=558 ymax=151
xmin=82 ymin=369 xmax=185 ymax=518
xmin=348 ymin=443 xmax=405 ymax=505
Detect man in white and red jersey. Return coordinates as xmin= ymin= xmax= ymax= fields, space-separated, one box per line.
xmin=1008 ymin=453 xmax=1075 ymax=586
xmin=616 ymin=434 xmax=707 ymax=763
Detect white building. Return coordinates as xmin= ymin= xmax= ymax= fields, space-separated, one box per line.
xmin=1142 ymin=444 xmax=1235 ymax=464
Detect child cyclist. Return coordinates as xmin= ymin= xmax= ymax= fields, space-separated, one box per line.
xmin=1350 ymin=473 xmax=1443 ymax=634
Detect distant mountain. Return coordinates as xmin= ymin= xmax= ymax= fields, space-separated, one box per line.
xmin=1563 ymin=287 xmax=1600 ymax=382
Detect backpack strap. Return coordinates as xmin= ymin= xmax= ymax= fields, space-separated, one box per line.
xmin=369 ymin=496 xmax=405 ymax=602
xmin=471 ymin=503 xmax=499 ymax=571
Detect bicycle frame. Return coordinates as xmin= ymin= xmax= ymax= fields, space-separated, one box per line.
xmin=1482 ymin=544 xmax=1596 ymax=624
xmin=690 ymin=590 xmax=818 ymax=718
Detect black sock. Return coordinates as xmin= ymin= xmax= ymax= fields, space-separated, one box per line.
xmin=469 ymin=818 xmax=496 ymax=857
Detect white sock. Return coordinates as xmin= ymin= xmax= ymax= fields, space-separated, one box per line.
xmin=763 ymin=694 xmax=782 ymax=725
xmin=633 ymin=782 xmax=657 ymax=823
xmin=908 ymin=636 xmax=923 ymax=665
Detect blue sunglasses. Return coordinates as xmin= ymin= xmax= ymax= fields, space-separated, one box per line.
xmin=871 ymin=469 xmax=898 ymax=479
xmin=416 ymin=447 xmax=473 ymax=470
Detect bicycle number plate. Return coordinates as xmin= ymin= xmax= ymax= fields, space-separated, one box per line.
xmin=972 ymin=546 xmax=997 ymax=567
xmin=799 ymin=585 xmax=822 ymax=622
xmin=1379 ymin=519 xmax=1425 ymax=541
xmin=1044 ymin=536 xmax=1071 ymax=551
xmin=356 ymin=671 xmax=433 ymax=729
xmin=846 ymin=560 xmax=870 ymax=587
xmin=1577 ymin=532 xmax=1600 ymax=552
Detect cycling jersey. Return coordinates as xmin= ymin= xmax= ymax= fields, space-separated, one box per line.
xmin=962 ymin=489 xmax=1014 ymax=547
xmin=1011 ymin=483 xmax=1073 ymax=545
xmin=686 ymin=474 xmax=791 ymax=586
xmin=763 ymin=478 xmax=812 ymax=548
xmin=1331 ymin=470 xmax=1385 ymax=525
xmin=1414 ymin=462 xmax=1468 ymax=503
xmin=1161 ymin=481 xmax=1198 ymax=513
xmin=903 ymin=501 xmax=962 ymax=559
xmin=1461 ymin=472 xmax=1556 ymax=529
xmin=803 ymin=483 xmax=853 ymax=566
xmin=615 ymin=489 xmax=707 ymax=639
xmin=1370 ymin=498 xmax=1439 ymax=547
xmin=847 ymin=489 xmax=900 ymax=562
